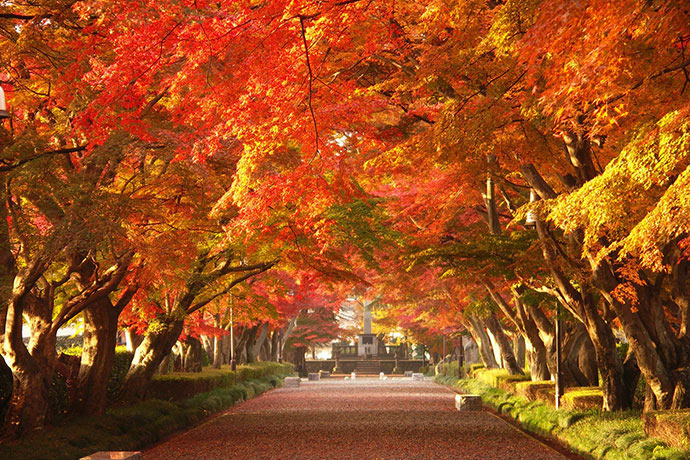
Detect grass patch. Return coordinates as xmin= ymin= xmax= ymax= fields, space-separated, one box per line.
xmin=437 ymin=374 xmax=690 ymax=460
xmin=0 ymin=362 xmax=294 ymax=460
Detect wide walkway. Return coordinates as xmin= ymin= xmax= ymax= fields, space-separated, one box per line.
xmin=144 ymin=377 xmax=570 ymax=460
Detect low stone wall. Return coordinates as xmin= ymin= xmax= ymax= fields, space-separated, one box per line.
xmin=305 ymin=360 xmax=424 ymax=374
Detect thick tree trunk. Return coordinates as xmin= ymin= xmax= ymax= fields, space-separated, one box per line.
xmin=577 ymin=332 xmax=600 ymax=386
xmin=119 ymin=319 xmax=184 ymax=402
xmin=484 ymin=313 xmax=522 ymax=374
xmin=514 ymin=336 xmax=525 ymax=370
xmin=125 ymin=328 xmax=143 ymax=353
xmin=581 ymin=293 xmax=627 ymax=411
xmin=465 ymin=316 xmax=498 ymax=369
xmin=532 ymin=218 xmax=627 ymax=409
xmin=2 ymin=368 xmax=51 ymax=439
xmin=259 ymin=336 xmax=272 ymax=361
xmin=242 ymin=325 xmax=260 ymax=364
xmin=158 ymin=353 xmax=172 ymax=375
xmin=213 ymin=335 xmax=224 ymax=369
xmin=200 ymin=335 xmax=213 ymax=364
xmin=560 ymin=323 xmax=593 ymax=387
xmin=182 ymin=337 xmax=203 ymax=372
xmin=71 ymin=298 xmax=119 ymax=415
xmin=248 ymin=323 xmax=269 ymax=362
xmin=2 ymin=290 xmax=56 ymax=438
xmin=269 ymin=331 xmax=280 ymax=361
xmin=593 ymin=257 xmax=680 ymax=409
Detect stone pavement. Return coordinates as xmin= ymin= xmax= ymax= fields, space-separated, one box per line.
xmin=144 ymin=377 xmax=572 ymax=459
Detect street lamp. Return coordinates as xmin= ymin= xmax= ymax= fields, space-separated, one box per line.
xmin=230 ymin=302 xmax=236 ymax=371
xmin=555 ymin=303 xmax=563 ymax=409
xmin=0 ymin=84 xmax=9 ymax=120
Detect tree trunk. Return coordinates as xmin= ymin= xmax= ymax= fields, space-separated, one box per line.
xmin=593 ymin=257 xmax=678 ymax=409
xmin=269 ymin=331 xmax=279 ymax=361
xmin=213 ymin=335 xmax=224 ymax=369
xmin=119 ymin=319 xmax=184 ymax=402
xmin=71 ymin=297 xmax=119 ymax=415
xmin=2 ymin=367 xmax=51 ymax=439
xmin=182 ymin=337 xmax=203 ymax=372
xmin=242 ymin=325 xmax=260 ymax=364
xmin=200 ymin=335 xmax=213 ymax=363
xmin=248 ymin=323 xmax=269 ymax=362
xmin=465 ymin=316 xmax=498 ymax=369
xmin=581 ymin=292 xmax=627 ymax=410
xmin=158 ymin=353 xmax=172 ymax=375
xmin=2 ymin=291 xmax=56 ymax=438
xmin=260 ymin=335 xmax=272 ymax=361
xmin=577 ymin=332 xmax=599 ymax=386
xmin=514 ymin=336 xmax=525 ymax=370
xmin=484 ymin=313 xmax=522 ymax=374
xmin=125 ymin=328 xmax=143 ymax=353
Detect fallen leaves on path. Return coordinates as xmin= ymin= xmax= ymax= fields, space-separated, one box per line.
xmin=144 ymin=379 xmax=567 ymax=460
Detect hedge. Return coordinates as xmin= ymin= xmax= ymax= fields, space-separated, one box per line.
xmin=437 ymin=373 xmax=690 ymax=460
xmin=0 ymin=362 xmax=294 ymax=460
xmin=148 ymin=361 xmax=294 ymax=400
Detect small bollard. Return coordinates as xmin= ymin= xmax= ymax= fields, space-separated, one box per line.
xmin=351 ymin=372 xmax=356 ymax=380
xmin=455 ymin=394 xmax=482 ymax=411
xmin=308 ymin=372 xmax=320 ymax=381
xmin=379 ymin=372 xmax=385 ymax=380
xmin=284 ymin=376 xmax=301 ymax=387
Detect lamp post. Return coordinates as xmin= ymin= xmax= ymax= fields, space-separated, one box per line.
xmin=230 ymin=303 xmax=236 ymax=371
xmin=555 ymin=303 xmax=563 ymax=409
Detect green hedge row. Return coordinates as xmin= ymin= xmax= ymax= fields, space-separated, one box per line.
xmin=437 ymin=374 xmax=690 ymax=460
xmin=0 ymin=362 xmax=294 ymax=460
xmin=149 ymin=361 xmax=293 ymax=400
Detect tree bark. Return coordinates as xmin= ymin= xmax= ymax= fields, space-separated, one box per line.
xmin=484 ymin=313 xmax=522 ymax=374
xmin=71 ymin=297 xmax=119 ymax=415
xmin=119 ymin=319 xmax=184 ymax=402
xmin=465 ymin=315 xmax=498 ymax=368
xmin=248 ymin=323 xmax=269 ymax=362
xmin=125 ymin=328 xmax=143 ymax=353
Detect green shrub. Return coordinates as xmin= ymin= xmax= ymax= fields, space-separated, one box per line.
xmin=0 ymin=362 xmax=291 ymax=460
xmin=149 ymin=362 xmax=293 ymax=400
xmin=436 ymin=373 xmax=690 ymax=460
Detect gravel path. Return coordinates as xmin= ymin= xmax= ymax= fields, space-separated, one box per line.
xmin=144 ymin=377 xmax=569 ymax=460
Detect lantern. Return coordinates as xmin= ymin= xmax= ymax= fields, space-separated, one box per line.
xmin=525 ymin=188 xmax=538 ymax=227
xmin=0 ymin=85 xmax=9 ymax=119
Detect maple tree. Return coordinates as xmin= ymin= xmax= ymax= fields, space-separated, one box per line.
xmin=1 ymin=0 xmax=690 ymax=439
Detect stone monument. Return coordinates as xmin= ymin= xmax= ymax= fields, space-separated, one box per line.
xmin=357 ymin=302 xmax=378 ymax=357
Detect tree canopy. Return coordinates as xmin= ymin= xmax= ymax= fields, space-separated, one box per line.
xmin=1 ymin=0 xmax=690 ymax=437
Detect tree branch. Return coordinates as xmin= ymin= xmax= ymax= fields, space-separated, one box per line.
xmin=299 ymin=16 xmax=320 ymax=162
xmin=187 ymin=260 xmax=277 ymax=315
xmin=0 ymin=146 xmax=86 ymax=172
